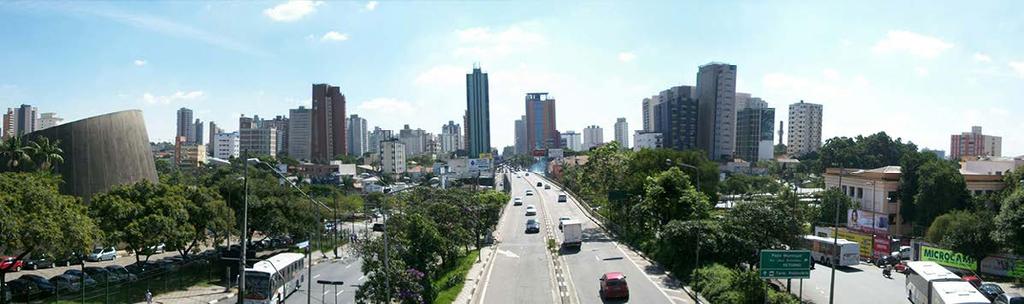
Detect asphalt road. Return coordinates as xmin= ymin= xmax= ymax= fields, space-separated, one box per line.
xmin=521 ymin=173 xmax=681 ymax=304
xmin=477 ymin=172 xmax=558 ymax=304
xmin=788 ymin=261 xmax=907 ymax=304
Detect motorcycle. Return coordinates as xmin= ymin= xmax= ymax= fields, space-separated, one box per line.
xmin=882 ymin=267 xmax=892 ymax=279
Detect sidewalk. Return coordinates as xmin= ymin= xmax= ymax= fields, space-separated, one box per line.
xmin=452 ymin=246 xmax=496 ymax=304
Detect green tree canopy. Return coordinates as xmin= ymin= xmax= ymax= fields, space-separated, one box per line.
xmin=909 ymin=159 xmax=971 ymax=231
xmin=929 ymin=210 xmax=999 ymax=271
xmin=993 ymin=189 xmax=1024 ymax=255
xmin=89 ymin=180 xmax=193 ymax=263
xmin=0 ymin=172 xmax=101 ymax=261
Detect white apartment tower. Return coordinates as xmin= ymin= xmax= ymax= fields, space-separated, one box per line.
xmin=786 ymin=100 xmax=823 ymax=157
xmin=614 ymin=118 xmax=629 ymax=149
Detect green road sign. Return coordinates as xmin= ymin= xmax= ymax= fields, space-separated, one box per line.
xmin=759 ymin=250 xmax=811 ymax=279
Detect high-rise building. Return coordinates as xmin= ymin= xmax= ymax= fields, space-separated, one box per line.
xmin=240 ymin=127 xmax=277 ymax=157
xmin=440 ymin=121 xmax=462 ymax=153
xmin=633 ymin=131 xmax=663 ymax=151
xmin=950 ymin=126 xmax=1002 ymax=160
xmin=239 ymin=115 xmax=254 ymax=130
xmin=525 ymin=93 xmax=559 ymax=151
xmin=312 ymin=84 xmax=346 ymax=162
xmin=642 ymin=95 xmax=661 ymax=132
xmin=696 ymin=63 xmax=737 ymax=161
xmin=735 ymin=97 xmax=775 ymax=162
xmin=582 ymin=125 xmax=604 ymax=151
xmin=368 ymin=127 xmax=393 ymax=154
xmin=786 ymin=100 xmax=823 ymax=157
xmin=614 ymin=118 xmax=629 ymax=149
xmin=207 ymin=121 xmax=221 ymax=156
xmin=465 ymin=65 xmax=491 ymax=158
xmin=263 ymin=116 xmax=289 ymax=155
xmin=347 ymin=114 xmax=368 ymax=157
xmin=193 ymin=119 xmax=204 ymax=146
xmin=381 ymin=139 xmax=407 ymax=174
xmin=213 ymin=132 xmax=240 ymax=159
xmin=514 ymin=116 xmax=527 ymax=155
xmin=3 ymin=105 xmax=38 ymax=138
xmin=399 ymin=124 xmax=430 ymax=156
xmin=560 ymin=131 xmax=582 ymax=151
xmin=176 ymin=107 xmax=195 ymax=144
xmin=37 ymin=112 xmax=63 ymax=130
xmin=654 ymin=86 xmax=699 ymax=151
xmin=288 ymin=106 xmax=312 ymax=161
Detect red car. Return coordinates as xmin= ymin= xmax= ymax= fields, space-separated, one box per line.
xmin=0 ymin=256 xmax=25 ymax=272
xmin=946 ymin=267 xmax=983 ymax=287
xmin=599 ymin=272 xmax=629 ymax=300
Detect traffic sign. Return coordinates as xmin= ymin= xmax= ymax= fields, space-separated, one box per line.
xmin=759 ymin=250 xmax=811 ymax=279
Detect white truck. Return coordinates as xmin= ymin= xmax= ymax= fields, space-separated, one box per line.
xmin=561 ymin=220 xmax=582 ymax=249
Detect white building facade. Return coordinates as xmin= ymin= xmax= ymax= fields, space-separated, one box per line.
xmin=213 ymin=132 xmax=240 ymax=159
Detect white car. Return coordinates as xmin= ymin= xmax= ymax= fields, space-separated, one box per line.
xmin=525 ymin=205 xmax=537 ymax=216
xmin=525 ymin=190 xmax=534 ymax=196
xmin=558 ymin=216 xmax=571 ymax=230
xmin=513 ymin=197 xmax=523 ymax=206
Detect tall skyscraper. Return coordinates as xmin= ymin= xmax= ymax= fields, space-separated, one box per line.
xmin=368 ymin=127 xmax=394 ymax=154
xmin=288 ymin=106 xmax=312 ymax=161
xmin=440 ymin=121 xmax=462 ymax=153
xmin=525 ymin=93 xmax=559 ymax=151
xmin=655 ymin=86 xmax=699 ymax=151
xmin=37 ymin=112 xmax=63 ymax=130
xmin=950 ymin=126 xmax=1002 ymax=159
xmin=560 ymin=131 xmax=582 ymax=151
xmin=642 ymin=95 xmax=661 ymax=132
xmin=465 ymin=65 xmax=491 ymax=157
xmin=2 ymin=105 xmax=38 ymax=139
xmin=312 ymin=84 xmax=347 ymax=162
xmin=582 ymin=125 xmax=604 ymax=151
xmin=786 ymin=100 xmax=823 ymax=157
xmin=735 ymin=97 xmax=775 ymax=162
xmin=347 ymin=114 xmax=368 ymax=157
xmin=614 ymin=118 xmax=629 ymax=149
xmin=176 ymin=107 xmax=195 ymax=144
xmin=193 ymin=119 xmax=204 ymax=146
xmin=399 ymin=124 xmax=429 ymax=156
xmin=263 ymin=116 xmax=289 ymax=155
xmin=514 ymin=116 xmax=527 ymax=155
xmin=696 ymin=63 xmax=738 ymax=161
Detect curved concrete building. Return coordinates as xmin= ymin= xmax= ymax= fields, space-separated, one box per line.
xmin=27 ymin=110 xmax=157 ymax=202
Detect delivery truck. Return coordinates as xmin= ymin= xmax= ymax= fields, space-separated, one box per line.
xmin=561 ymin=220 xmax=582 ymax=249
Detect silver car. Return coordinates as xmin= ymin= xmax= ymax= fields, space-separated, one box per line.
xmin=86 ymin=247 xmax=117 ymax=262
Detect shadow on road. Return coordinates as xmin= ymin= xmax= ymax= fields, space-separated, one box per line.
xmin=600 ymin=296 xmax=629 ymax=303
xmin=582 ymin=228 xmax=614 ymax=243
xmin=559 ymin=246 xmax=582 ymax=255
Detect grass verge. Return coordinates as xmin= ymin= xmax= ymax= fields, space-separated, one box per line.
xmin=432 ymin=250 xmax=481 ymax=304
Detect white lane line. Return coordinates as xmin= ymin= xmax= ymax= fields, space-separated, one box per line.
xmin=614 ymin=243 xmax=675 ymax=303
xmin=336 ymin=290 xmax=345 ymax=296
xmin=323 ymin=290 xmax=330 ymax=295
xmin=313 ymin=274 xmax=321 ymax=279
xmin=345 ymin=264 xmax=352 ymax=269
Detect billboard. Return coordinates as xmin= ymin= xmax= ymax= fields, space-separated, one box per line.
xmin=468 ymin=158 xmax=492 ymax=173
xmin=548 ymin=148 xmax=564 ymax=159
xmin=873 ymin=234 xmax=892 ymax=259
xmin=813 ymin=227 xmax=874 ymax=260
xmin=981 ymin=254 xmax=1024 ymax=278
xmin=921 ymin=245 xmax=977 ymax=271
xmin=847 ymin=209 xmax=889 ymax=234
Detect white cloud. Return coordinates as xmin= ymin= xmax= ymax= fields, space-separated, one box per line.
xmin=822 ymin=68 xmax=840 ymax=80
xmin=320 ymin=31 xmax=349 ymax=42
xmin=358 ymin=98 xmax=416 ymax=115
xmin=617 ymin=52 xmax=636 ymax=62
xmin=1010 ymin=61 xmax=1024 ymax=78
xmin=365 ymin=1 xmax=378 ymax=11
xmin=973 ymin=53 xmax=992 ymax=63
xmin=453 ymin=25 xmax=545 ymax=60
xmin=915 ymin=67 xmax=929 ymax=76
xmin=142 ymin=91 xmax=205 ymax=104
xmin=263 ymin=0 xmax=323 ymax=22
xmin=133 ymin=59 xmax=147 ymax=66
xmin=871 ymin=30 xmax=953 ymax=59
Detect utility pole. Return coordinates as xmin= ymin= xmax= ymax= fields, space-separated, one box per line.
xmin=238 ymin=151 xmax=249 ymax=304
xmin=829 ymin=165 xmax=843 ymax=304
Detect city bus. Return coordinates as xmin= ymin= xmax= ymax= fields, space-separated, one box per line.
xmin=905 ymin=261 xmax=990 ymax=304
xmin=243 ymin=252 xmax=306 ymax=304
xmin=802 ymin=235 xmax=859 ymax=267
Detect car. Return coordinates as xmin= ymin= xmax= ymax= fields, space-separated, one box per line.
xmin=372 ymin=223 xmax=385 ymax=232
xmin=86 ymin=247 xmax=117 ymax=262
xmin=599 ymin=272 xmax=629 ymax=300
xmin=53 ymin=252 xmax=82 ymax=267
xmin=525 ymin=205 xmax=537 ymax=216
xmin=525 ymin=190 xmax=534 ymax=196
xmin=18 ymin=274 xmax=56 ymax=296
xmin=143 ymin=243 xmax=166 ymax=255
xmin=558 ymin=216 xmax=571 ymax=230
xmin=994 ymin=293 xmax=1024 ymax=304
xmin=84 ymin=266 xmax=117 ymax=284
xmin=62 ymin=269 xmax=97 ymax=287
xmin=894 ymin=260 xmax=908 ymax=273
xmin=544 ymin=184 xmax=551 ymax=190
xmin=513 ymin=197 xmax=523 ymax=206
xmin=946 ymin=267 xmax=982 ymax=287
xmin=558 ymin=194 xmax=567 ymax=202
xmin=979 ymin=282 xmax=1006 ymax=301
xmin=105 ymin=265 xmax=138 ymax=282
xmin=0 ymin=256 xmax=25 ymax=272
xmin=525 ymin=173 xmax=530 ymax=176
xmin=25 ymin=253 xmax=55 ymax=270
xmin=6 ymin=278 xmax=42 ymax=301
xmin=525 ymin=219 xmax=540 ymax=233
xmin=155 ymin=259 xmax=179 ymax=272
xmin=537 ymin=182 xmax=543 ymax=187
xmin=49 ymin=274 xmax=82 ymax=293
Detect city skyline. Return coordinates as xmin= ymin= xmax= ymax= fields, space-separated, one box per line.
xmin=2 ymin=1 xmax=1024 ymax=155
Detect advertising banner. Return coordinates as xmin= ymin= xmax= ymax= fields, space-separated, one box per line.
xmin=921 ymin=245 xmax=977 ymax=271
xmin=873 ymin=234 xmax=891 ymax=259
xmin=847 ymin=209 xmax=889 ymax=234
xmin=837 ymin=230 xmax=873 ymax=260
xmin=981 ymin=254 xmax=1024 ymax=278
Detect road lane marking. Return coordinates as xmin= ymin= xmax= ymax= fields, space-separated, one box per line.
xmin=496 ymin=249 xmax=520 ymax=258
xmin=345 ymin=264 xmax=352 ymax=269
xmin=313 ymin=274 xmax=321 ymax=279
xmin=336 ymin=290 xmax=345 ymax=296
xmin=323 ymin=290 xmax=330 ymax=295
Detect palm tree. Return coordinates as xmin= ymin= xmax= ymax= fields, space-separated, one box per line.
xmin=27 ymin=136 xmax=63 ymax=172
xmin=0 ymin=136 xmax=32 ymax=171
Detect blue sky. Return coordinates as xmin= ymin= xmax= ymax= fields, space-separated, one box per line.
xmin=2 ymin=1 xmax=1023 ymax=155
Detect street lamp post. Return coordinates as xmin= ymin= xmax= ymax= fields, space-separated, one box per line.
xmin=237 ymin=151 xmax=250 ymax=304
xmin=829 ymin=165 xmax=845 ymax=304
xmin=666 ymin=159 xmax=702 ymax=304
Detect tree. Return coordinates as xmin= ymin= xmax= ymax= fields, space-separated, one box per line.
xmin=910 ymin=159 xmax=971 ymax=231
xmin=0 ymin=136 xmax=32 ymax=171
xmin=993 ymin=189 xmax=1024 ymax=255
xmin=637 ymin=167 xmax=710 ymax=230
xmin=26 ymin=136 xmax=63 ymax=172
xmin=89 ymin=180 xmax=193 ymax=263
xmin=932 ymin=210 xmax=999 ymax=271
xmin=720 ymin=174 xmax=784 ymax=197
xmin=774 ymin=144 xmax=787 ymax=157
xmin=725 ymin=194 xmax=807 ymax=265
xmin=817 ymin=189 xmax=855 ymax=226
xmin=177 ymin=186 xmax=234 ymax=257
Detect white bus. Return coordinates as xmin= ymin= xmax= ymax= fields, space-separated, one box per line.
xmin=905 ymin=261 xmax=990 ymax=304
xmin=243 ymin=252 xmax=307 ymax=304
xmin=802 ymin=235 xmax=859 ymax=267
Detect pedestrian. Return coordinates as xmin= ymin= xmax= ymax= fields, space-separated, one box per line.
xmin=145 ymin=289 xmax=153 ymax=304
